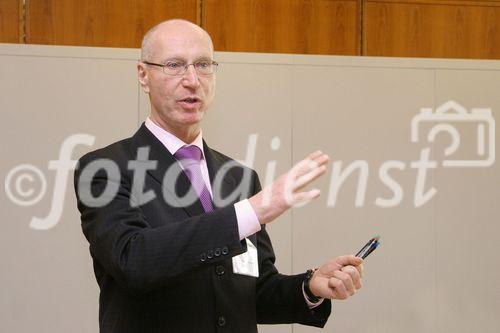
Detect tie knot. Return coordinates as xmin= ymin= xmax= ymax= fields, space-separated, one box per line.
xmin=174 ymin=145 xmax=202 ymax=163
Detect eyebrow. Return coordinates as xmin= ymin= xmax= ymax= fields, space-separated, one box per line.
xmin=160 ymin=56 xmax=213 ymax=63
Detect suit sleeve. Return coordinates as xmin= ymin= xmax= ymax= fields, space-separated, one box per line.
xmin=252 ymin=172 xmax=332 ymax=327
xmin=74 ymin=152 xmax=247 ymax=296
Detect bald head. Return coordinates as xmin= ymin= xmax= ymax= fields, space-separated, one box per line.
xmin=137 ymin=18 xmax=216 ymax=143
xmin=141 ymin=19 xmax=213 ymax=62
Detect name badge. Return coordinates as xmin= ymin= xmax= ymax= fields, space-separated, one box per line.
xmin=232 ymin=238 xmax=259 ymax=277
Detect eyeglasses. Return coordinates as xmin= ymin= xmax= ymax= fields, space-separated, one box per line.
xmin=142 ymin=59 xmax=219 ymax=76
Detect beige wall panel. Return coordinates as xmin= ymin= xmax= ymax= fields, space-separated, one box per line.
xmin=0 ymin=45 xmax=139 ymax=332
xmin=291 ymin=65 xmax=437 ymax=333
xmin=433 ymin=70 xmax=500 ymax=333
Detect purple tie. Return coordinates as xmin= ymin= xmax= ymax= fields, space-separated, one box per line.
xmin=174 ymin=145 xmax=214 ymax=212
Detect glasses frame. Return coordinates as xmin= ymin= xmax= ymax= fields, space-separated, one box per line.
xmin=142 ymin=60 xmax=219 ymax=76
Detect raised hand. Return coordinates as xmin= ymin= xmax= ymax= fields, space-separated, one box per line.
xmin=249 ymin=150 xmax=330 ymax=225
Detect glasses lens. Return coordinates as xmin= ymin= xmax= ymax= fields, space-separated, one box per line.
xmin=163 ymin=61 xmax=184 ymax=75
xmin=195 ymin=61 xmax=217 ymax=75
xmin=161 ymin=61 xmax=217 ymax=76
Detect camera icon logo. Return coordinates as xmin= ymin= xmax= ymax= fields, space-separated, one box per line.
xmin=411 ymin=100 xmax=495 ymax=167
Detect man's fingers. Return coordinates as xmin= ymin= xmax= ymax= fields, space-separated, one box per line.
xmin=341 ymin=265 xmax=363 ymax=290
xmin=295 ymin=153 xmax=329 ymax=177
xmin=333 ymin=270 xmax=356 ymax=296
xmin=293 ymin=189 xmax=321 ymax=203
xmin=305 ymin=150 xmax=324 ymax=161
xmin=254 ymin=150 xmax=330 ymax=224
xmin=294 ymin=165 xmax=327 ymax=190
xmin=328 ymin=277 xmax=348 ymax=300
xmin=312 ymin=153 xmax=330 ymax=166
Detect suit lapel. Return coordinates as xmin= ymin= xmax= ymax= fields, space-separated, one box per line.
xmin=129 ymin=123 xmax=205 ymax=217
xmin=203 ymin=140 xmax=237 ymax=209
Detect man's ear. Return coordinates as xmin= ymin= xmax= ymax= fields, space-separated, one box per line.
xmin=137 ymin=62 xmax=150 ymax=94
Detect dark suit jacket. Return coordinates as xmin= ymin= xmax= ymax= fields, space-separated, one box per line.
xmin=74 ymin=123 xmax=331 ymax=333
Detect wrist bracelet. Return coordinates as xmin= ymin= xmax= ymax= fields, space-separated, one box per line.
xmin=304 ymin=268 xmax=322 ymax=303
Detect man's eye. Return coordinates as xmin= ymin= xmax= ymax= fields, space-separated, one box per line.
xmin=196 ymin=61 xmax=210 ymax=69
xmin=165 ymin=62 xmax=182 ymax=69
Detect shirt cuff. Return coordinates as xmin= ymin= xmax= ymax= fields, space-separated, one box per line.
xmin=234 ymin=199 xmax=261 ymax=240
xmin=302 ymin=282 xmax=324 ymax=308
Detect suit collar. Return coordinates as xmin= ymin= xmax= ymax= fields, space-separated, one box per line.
xmin=130 ymin=123 xmax=204 ymax=216
xmin=144 ymin=117 xmax=205 ymax=159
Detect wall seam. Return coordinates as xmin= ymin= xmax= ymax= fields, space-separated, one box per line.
xmin=432 ymin=67 xmax=439 ymax=333
xmin=19 ymin=0 xmax=27 ymax=43
xmin=360 ymin=0 xmax=365 ymax=55
xmin=198 ymin=0 xmax=204 ymax=27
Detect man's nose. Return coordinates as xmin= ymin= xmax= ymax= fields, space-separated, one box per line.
xmin=181 ymin=65 xmax=200 ymax=89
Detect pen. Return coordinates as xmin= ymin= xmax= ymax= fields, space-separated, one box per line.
xmin=355 ymin=235 xmax=380 ymax=259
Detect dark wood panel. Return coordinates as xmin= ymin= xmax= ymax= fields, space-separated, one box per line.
xmin=26 ymin=0 xmax=199 ymax=47
xmin=364 ymin=0 xmax=500 ymax=59
xmin=203 ymin=0 xmax=360 ymax=55
xmin=0 ymin=0 xmax=20 ymax=43
xmin=366 ymin=0 xmax=500 ymax=6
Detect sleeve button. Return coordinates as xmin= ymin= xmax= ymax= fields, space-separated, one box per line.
xmin=207 ymin=250 xmax=214 ymax=259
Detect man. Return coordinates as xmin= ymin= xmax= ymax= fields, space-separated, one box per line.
xmin=74 ymin=19 xmax=363 ymax=332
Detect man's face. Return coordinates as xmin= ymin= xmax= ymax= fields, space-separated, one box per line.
xmin=139 ymin=25 xmax=215 ymax=134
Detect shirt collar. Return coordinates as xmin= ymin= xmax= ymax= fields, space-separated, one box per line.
xmin=145 ymin=116 xmax=205 ymax=159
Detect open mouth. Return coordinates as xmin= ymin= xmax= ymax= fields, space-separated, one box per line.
xmin=181 ymin=97 xmax=200 ymax=104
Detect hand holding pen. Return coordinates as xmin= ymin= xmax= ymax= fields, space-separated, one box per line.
xmin=307 ymin=236 xmax=381 ymax=301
